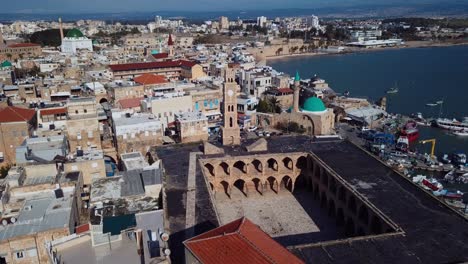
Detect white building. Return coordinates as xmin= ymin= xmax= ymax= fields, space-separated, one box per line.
xmin=61 ymin=28 xmax=93 ymax=54
xmin=257 ymin=16 xmax=267 ymax=27
xmin=306 ymin=15 xmax=320 ymax=29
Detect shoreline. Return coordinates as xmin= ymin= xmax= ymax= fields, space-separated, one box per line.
xmin=265 ymin=40 xmax=468 ymax=62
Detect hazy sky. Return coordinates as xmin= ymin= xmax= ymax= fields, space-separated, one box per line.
xmin=4 ymin=0 xmax=452 ymax=13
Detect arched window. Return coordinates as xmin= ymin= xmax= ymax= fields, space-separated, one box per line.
xmin=229 ymin=117 xmax=233 ymax=127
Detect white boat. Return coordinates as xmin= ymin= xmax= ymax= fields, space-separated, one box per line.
xmin=453 ymin=131 xmax=468 ymax=137
xmin=436 ymin=117 xmax=468 ymax=131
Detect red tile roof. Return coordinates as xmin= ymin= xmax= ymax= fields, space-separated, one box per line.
xmin=152 ymin=53 xmax=169 ymax=59
xmin=39 ymin=107 xmax=67 ymax=117
xmin=109 ymin=60 xmax=196 ymax=72
xmin=134 ymin=73 xmax=168 ymax=85
xmin=184 ymin=217 xmax=304 ymax=264
xmin=278 ymin=88 xmax=294 ymax=93
xmin=7 ymin=43 xmax=40 ymax=48
xmin=118 ymin=97 xmax=144 ymax=109
xmin=0 ymin=106 xmax=35 ymax=123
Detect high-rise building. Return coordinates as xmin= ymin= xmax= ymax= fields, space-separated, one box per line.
xmin=257 ymin=16 xmax=267 ymax=27
xmin=155 ymin=16 xmax=162 ymax=26
xmin=306 ymin=15 xmax=320 ymax=29
xmin=219 ymin=16 xmax=229 ymax=30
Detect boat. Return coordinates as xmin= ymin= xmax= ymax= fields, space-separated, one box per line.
xmin=435 ymin=117 xmax=468 ymax=131
xmin=426 ymin=103 xmax=438 ymax=107
xmin=453 ymin=130 xmax=468 ymax=137
xmin=436 ymin=100 xmax=444 ymax=105
xmin=441 ymin=154 xmax=451 ymax=164
xmin=396 ymin=136 xmax=409 ymax=152
xmin=451 ymin=153 xmax=467 ymax=165
xmin=399 ymin=121 xmax=419 ymax=143
xmin=386 ymin=81 xmax=399 ymax=94
xmin=421 ymin=178 xmax=443 ymax=191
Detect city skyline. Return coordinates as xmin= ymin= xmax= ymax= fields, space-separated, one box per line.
xmin=5 ymin=0 xmax=463 ymax=13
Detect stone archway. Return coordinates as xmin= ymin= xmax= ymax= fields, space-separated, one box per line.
xmin=371 ymin=216 xmax=382 ymax=234
xmin=302 ymin=114 xmax=316 ymax=137
xmin=267 ymin=158 xmax=278 ymax=172
xmin=233 ymin=161 xmax=247 ymax=175
xmin=282 ymin=157 xmax=293 ymax=170
xmin=358 ymin=206 xmax=369 ymax=225
xmin=220 ymin=181 xmax=230 ymax=198
xmin=294 ymin=174 xmax=306 ymax=192
xmin=266 ymin=176 xmax=279 ymax=193
xmin=204 ymin=163 xmax=215 ymax=177
xmin=251 ymin=159 xmax=263 ymax=173
xmin=252 ymin=178 xmax=263 ymax=194
xmin=348 ymin=196 xmax=357 ymax=214
xmin=219 ymin=162 xmax=230 ymax=175
xmin=280 ymin=175 xmax=293 ymax=192
xmin=233 ymin=179 xmax=247 ymax=197
xmin=345 ymin=218 xmax=356 ymax=237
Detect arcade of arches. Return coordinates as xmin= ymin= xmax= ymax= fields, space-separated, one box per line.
xmin=200 ymin=152 xmax=399 ymax=238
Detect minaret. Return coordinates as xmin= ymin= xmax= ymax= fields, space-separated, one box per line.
xmin=221 ymin=67 xmax=240 ymax=146
xmin=167 ymin=34 xmax=174 ymax=57
xmin=59 ymin=17 xmax=64 ymax=41
xmin=293 ymin=71 xmax=300 ymax=113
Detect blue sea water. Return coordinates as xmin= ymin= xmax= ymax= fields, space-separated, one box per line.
xmin=269 ymin=45 xmax=468 ymax=155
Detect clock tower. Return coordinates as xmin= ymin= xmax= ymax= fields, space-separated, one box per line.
xmin=221 ymin=67 xmax=241 ymax=146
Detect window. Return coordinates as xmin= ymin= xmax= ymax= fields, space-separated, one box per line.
xmin=84 ymin=109 xmax=87 ymax=113
xmin=88 ymin=131 xmax=94 ymax=138
xmin=204 ymin=100 xmax=208 ymax=107
xmin=77 ymin=132 xmax=82 ymax=140
xmin=15 ymin=251 xmax=24 ymax=259
xmin=75 ymin=110 xmax=79 ymax=114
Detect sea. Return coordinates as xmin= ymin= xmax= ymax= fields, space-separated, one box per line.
xmin=269 ymin=45 xmax=468 ymax=157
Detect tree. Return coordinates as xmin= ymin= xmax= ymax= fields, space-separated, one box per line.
xmin=0 ymin=164 xmax=11 ymax=179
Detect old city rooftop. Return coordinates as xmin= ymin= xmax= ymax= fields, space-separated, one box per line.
xmin=184 ymin=217 xmax=304 ymax=264
xmin=157 ymin=136 xmax=468 ymax=263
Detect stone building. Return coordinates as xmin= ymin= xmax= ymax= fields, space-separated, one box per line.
xmin=0 ymin=106 xmax=36 ymax=165
xmin=175 ymin=112 xmax=209 ymax=143
xmin=109 ymin=60 xmax=205 ymax=80
xmin=142 ymin=94 xmax=193 ymax=128
xmin=65 ymin=98 xmax=101 ymax=152
xmin=112 ymin=112 xmax=163 ymax=155
xmin=107 ymin=80 xmax=146 ymax=103
xmin=0 ymin=167 xmax=79 ymax=264
xmin=0 ymin=43 xmax=42 ymax=61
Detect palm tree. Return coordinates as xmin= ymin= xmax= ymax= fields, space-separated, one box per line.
xmin=268 ymin=97 xmax=281 ymax=113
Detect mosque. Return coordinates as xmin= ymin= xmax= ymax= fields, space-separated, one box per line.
xmin=59 ymin=18 xmax=93 ymax=54
xmin=255 ymin=71 xmax=335 ymax=136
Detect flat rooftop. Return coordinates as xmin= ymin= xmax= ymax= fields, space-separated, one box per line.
xmin=156 ymin=136 xmax=468 ymax=264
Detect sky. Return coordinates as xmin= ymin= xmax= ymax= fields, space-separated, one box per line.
xmin=4 ymin=0 xmax=457 ymax=13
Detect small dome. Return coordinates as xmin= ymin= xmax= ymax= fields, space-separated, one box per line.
xmin=302 ymin=97 xmax=326 ymax=112
xmin=1 ymin=60 xmax=12 ymax=68
xmin=66 ymin=28 xmax=84 ymax=38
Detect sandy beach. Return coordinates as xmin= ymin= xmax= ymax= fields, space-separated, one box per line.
xmin=266 ymin=40 xmax=468 ymax=62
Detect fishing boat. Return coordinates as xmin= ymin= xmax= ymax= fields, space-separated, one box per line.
xmin=386 ymin=84 xmax=398 ymax=94
xmin=399 ymin=120 xmax=419 ymax=143
xmin=436 ymin=117 xmax=468 ymax=131
xmin=436 ymin=100 xmax=444 ymax=104
xmin=426 ymin=103 xmax=438 ymax=107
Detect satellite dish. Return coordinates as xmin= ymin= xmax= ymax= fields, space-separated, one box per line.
xmin=164 ymin=249 xmax=171 ymax=256
xmin=160 ymin=232 xmax=169 ymax=242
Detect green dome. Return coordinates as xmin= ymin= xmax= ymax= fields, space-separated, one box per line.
xmin=302 ymin=97 xmax=326 ymax=112
xmin=1 ymin=60 xmax=12 ymax=68
xmin=66 ymin=28 xmax=84 ymax=38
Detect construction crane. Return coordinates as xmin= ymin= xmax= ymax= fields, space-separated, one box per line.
xmin=420 ymin=139 xmax=436 ymax=158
